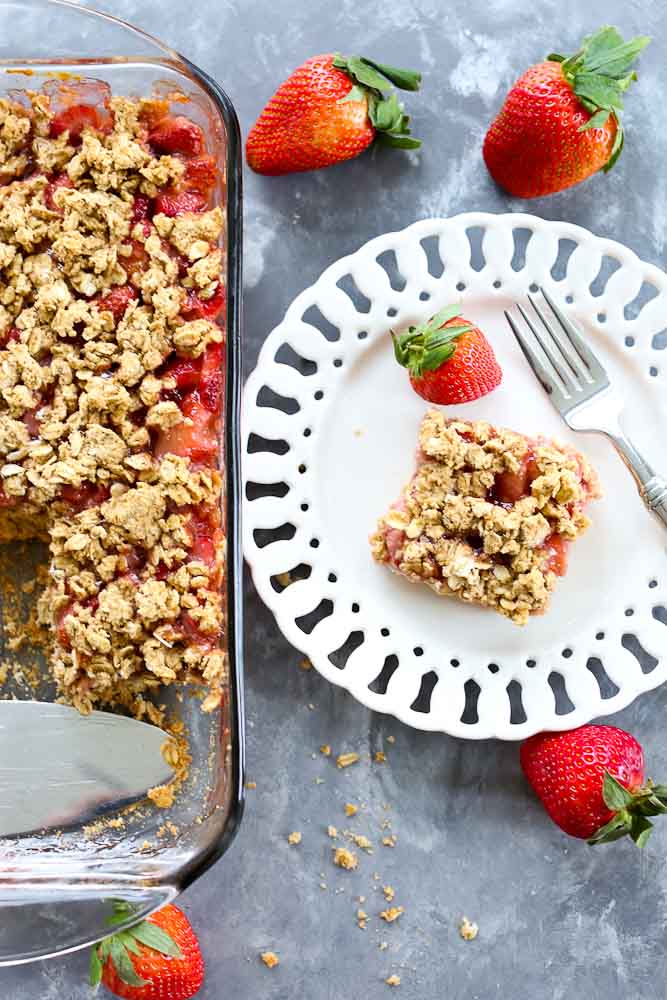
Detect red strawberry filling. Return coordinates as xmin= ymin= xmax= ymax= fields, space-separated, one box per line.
xmin=148 ymin=116 xmax=205 ymax=156
xmin=155 ymin=189 xmax=207 ymax=217
xmin=182 ymin=283 xmax=225 ymax=321
xmin=44 ymin=173 xmax=74 ymax=212
xmin=50 ymin=103 xmax=112 ymax=142
xmin=183 ymin=154 xmax=217 ymax=194
xmin=60 ymin=482 xmax=111 ymax=512
xmin=490 ymin=449 xmax=539 ymax=505
xmin=541 ymin=533 xmax=569 ymax=576
xmin=95 ymin=285 xmax=138 ymax=323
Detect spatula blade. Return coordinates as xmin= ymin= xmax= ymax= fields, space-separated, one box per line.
xmin=0 ymin=702 xmax=174 ymax=837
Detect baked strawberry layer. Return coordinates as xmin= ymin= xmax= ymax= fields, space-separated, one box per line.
xmin=0 ymin=82 xmax=227 ymax=718
xmin=370 ymin=411 xmax=601 ymax=625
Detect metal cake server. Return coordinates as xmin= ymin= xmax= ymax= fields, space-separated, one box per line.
xmin=0 ymin=702 xmax=174 ymax=837
xmin=506 ymin=286 xmax=667 ymax=529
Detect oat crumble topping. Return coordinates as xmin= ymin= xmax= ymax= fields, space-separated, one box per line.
xmin=336 ymin=751 xmax=360 ymax=769
xmin=0 ymin=83 xmax=227 ymax=719
xmin=260 ymin=951 xmax=279 ymax=969
xmin=287 ymin=831 xmax=302 ymax=846
xmin=370 ymin=411 xmax=601 ymax=624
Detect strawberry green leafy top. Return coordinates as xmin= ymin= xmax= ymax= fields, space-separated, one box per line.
xmin=332 ymin=54 xmax=422 ymax=148
xmin=547 ymin=25 xmax=650 ymax=170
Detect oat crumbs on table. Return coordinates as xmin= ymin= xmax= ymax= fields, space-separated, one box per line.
xmin=0 ymin=83 xmax=228 ymax=727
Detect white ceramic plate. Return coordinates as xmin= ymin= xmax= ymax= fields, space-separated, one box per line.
xmin=242 ymin=213 xmax=667 ymax=739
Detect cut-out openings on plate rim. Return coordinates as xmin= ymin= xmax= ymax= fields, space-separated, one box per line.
xmin=253 ymin=523 xmax=295 ymax=549
xmin=368 ymin=654 xmax=399 ymax=694
xmin=245 ymin=480 xmax=289 ymax=501
xmin=548 ymin=671 xmax=575 ymax=715
xmin=376 ymin=249 xmax=407 ymax=292
xmin=507 ymin=680 xmax=527 ymax=725
xmin=301 ymin=303 xmax=341 ymax=342
xmin=550 ymin=238 xmax=577 ymax=282
xmin=411 ymin=671 xmax=438 ymax=714
xmin=622 ymin=633 xmax=658 ymax=674
xmin=270 ymin=562 xmax=312 ymax=593
xmin=256 ymin=384 xmax=300 ymax=415
xmin=295 ymin=598 xmax=334 ymax=635
xmin=328 ymin=630 xmax=365 ymax=670
xmin=419 ymin=234 xmax=445 ymax=278
xmin=274 ymin=342 xmax=317 ymax=376
xmin=586 ymin=656 xmax=620 ymax=699
xmin=336 ymin=272 xmax=371 ymax=314
xmin=461 ymin=679 xmax=480 ymax=725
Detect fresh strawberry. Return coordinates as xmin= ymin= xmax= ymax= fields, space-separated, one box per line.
xmin=392 ymin=304 xmax=502 ymax=405
xmin=96 ymin=285 xmax=138 ymax=323
xmin=521 ymin=725 xmax=667 ymax=846
xmin=149 ymin=116 xmax=204 ymax=156
xmin=181 ymin=284 xmax=225 ymax=322
xmin=49 ymin=103 xmax=112 ymax=142
xmin=154 ymin=190 xmax=207 ymax=218
xmin=246 ymin=52 xmax=421 ymax=175
xmin=44 ymin=173 xmax=74 ymax=212
xmin=483 ymin=27 xmax=650 ymax=198
xmin=90 ymin=902 xmax=204 ymax=1000
xmin=183 ymin=155 xmax=217 ymax=194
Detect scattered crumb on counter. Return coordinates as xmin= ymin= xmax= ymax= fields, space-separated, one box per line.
xmin=299 ymin=658 xmax=312 ymax=671
xmin=387 ymin=735 xmax=396 ymax=744
xmin=379 ymin=941 xmax=388 ymax=951
xmin=386 ymin=974 xmax=401 ymax=987
xmin=315 ymin=777 xmax=325 ymax=785
xmin=374 ymin=751 xmax=387 ymax=763
xmin=319 ymin=882 xmax=327 ymax=890
xmin=380 ymin=906 xmax=404 ymax=923
xmin=307 ymin=703 xmax=316 ymax=710
xmin=287 ymin=831 xmax=302 ymax=846
xmin=147 ymin=783 xmax=175 ymax=809
xmin=344 ymin=802 xmax=358 ymax=817
xmin=382 ymin=835 xmax=398 ymax=848
xmin=336 ymin=752 xmax=360 ymax=769
xmin=245 ymin=781 xmax=257 ymax=790
xmin=358 ymin=895 xmax=366 ymax=903
xmin=333 ymin=847 xmax=358 ymax=870
xmin=352 ymin=834 xmax=373 ymax=853
xmin=353 ymin=429 xmax=363 ymax=437
xmin=357 ymin=909 xmax=368 ymax=930
xmin=383 ymin=886 xmax=395 ymax=902
xmin=459 ymin=916 xmax=479 ymax=941
xmin=327 ymin=825 xmax=338 ymax=839
xmin=320 ymin=744 xmax=331 ymax=756
xmin=260 ymin=951 xmax=279 ymax=969
xmin=275 ymin=572 xmax=292 ymax=588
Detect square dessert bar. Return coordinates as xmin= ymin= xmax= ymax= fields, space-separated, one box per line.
xmin=370 ymin=411 xmax=601 ymax=624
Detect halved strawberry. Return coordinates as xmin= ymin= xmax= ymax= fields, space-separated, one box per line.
xmin=149 ymin=116 xmax=204 ymax=156
xmin=49 ymin=104 xmax=112 ymax=142
xmin=95 ymin=285 xmax=138 ymax=323
xmin=154 ymin=190 xmax=207 ymax=218
xmin=44 ymin=173 xmax=74 ymax=212
xmin=182 ymin=284 xmax=225 ymax=321
xmin=184 ymin=154 xmax=217 ymax=193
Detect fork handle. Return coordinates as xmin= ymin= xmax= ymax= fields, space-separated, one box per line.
xmin=608 ymin=432 xmax=667 ymax=529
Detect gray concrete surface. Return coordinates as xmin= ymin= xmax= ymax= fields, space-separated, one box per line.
xmin=4 ymin=0 xmax=667 ymax=996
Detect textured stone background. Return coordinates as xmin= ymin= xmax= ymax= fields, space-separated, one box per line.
xmin=4 ymin=0 xmax=667 ymax=997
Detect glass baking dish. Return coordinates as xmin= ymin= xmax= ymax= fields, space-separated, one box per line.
xmin=0 ymin=0 xmax=244 ymax=966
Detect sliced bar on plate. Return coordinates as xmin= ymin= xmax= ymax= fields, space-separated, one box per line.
xmin=370 ymin=410 xmax=601 ymax=625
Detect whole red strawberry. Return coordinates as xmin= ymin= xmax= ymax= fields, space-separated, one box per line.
xmin=91 ymin=902 xmax=204 ymax=999
xmin=246 ymin=53 xmax=421 ymax=175
xmin=392 ymin=305 xmax=502 ymax=405
xmin=483 ymin=26 xmax=650 ymax=197
xmin=521 ymin=724 xmax=667 ymax=846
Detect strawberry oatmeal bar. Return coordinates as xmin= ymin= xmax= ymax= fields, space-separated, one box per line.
xmin=0 ymin=82 xmax=227 ymax=719
xmin=370 ymin=411 xmax=601 ymax=624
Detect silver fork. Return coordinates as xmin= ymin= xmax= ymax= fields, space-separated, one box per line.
xmin=505 ymin=287 xmax=667 ymax=529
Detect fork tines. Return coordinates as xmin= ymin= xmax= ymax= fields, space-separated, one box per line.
xmin=505 ymin=287 xmax=610 ymax=408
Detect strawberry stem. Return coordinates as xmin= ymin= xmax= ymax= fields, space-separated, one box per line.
xmin=392 ymin=305 xmax=473 ymax=377
xmin=332 ymin=53 xmax=422 ymax=149
xmin=547 ymin=26 xmax=650 ymax=172
xmin=587 ymin=770 xmax=667 ymax=847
